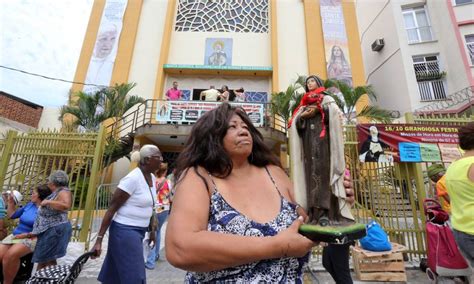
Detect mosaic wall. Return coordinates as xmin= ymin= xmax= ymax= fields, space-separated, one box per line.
xmin=175 ymin=0 xmax=269 ymax=33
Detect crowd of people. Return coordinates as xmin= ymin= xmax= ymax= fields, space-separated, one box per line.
xmin=90 ymin=78 xmax=473 ymax=283
xmin=0 ymin=170 xmax=73 ymax=283
xmin=89 ymin=83 xmax=358 ymax=283
xmin=200 ymin=85 xmax=246 ymax=102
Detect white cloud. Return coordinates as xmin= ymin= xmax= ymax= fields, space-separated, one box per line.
xmin=0 ymin=0 xmax=93 ymax=107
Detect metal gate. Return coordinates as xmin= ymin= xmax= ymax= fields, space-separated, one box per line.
xmin=0 ymin=127 xmax=106 ymax=246
xmin=344 ymin=125 xmax=427 ymax=262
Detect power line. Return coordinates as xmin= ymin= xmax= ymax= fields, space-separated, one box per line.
xmin=0 ymin=65 xmax=107 ymax=88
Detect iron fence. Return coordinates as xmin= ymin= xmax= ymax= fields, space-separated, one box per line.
xmin=415 ymin=86 xmax=474 ymax=115
xmin=0 ymin=127 xmax=106 ymax=246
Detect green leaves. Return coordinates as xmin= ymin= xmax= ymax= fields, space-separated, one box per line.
xmin=60 ymin=91 xmax=106 ymax=131
xmin=357 ymin=106 xmax=393 ymax=124
xmin=270 ymin=75 xmax=306 ymax=125
xmin=324 ymin=79 xmax=392 ymax=123
xmin=60 ymin=83 xmax=144 ymax=131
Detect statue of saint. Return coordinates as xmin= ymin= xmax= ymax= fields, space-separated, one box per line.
xmin=289 ymin=75 xmax=365 ymax=243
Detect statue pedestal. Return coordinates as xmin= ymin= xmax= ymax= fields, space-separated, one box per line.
xmin=299 ymin=223 xmax=366 ymax=244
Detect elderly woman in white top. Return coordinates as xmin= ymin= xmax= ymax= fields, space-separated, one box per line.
xmin=91 ymin=145 xmax=163 ymax=284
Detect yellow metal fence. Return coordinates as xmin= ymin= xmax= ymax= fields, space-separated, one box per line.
xmin=340 ymin=113 xmax=472 ymax=263
xmin=344 ymin=125 xmax=427 ymax=261
xmin=0 ymin=127 xmax=106 ymax=247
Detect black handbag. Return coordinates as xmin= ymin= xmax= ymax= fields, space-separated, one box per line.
xmin=146 ymin=181 xmax=158 ymax=233
xmin=148 ymin=209 xmax=158 ymax=233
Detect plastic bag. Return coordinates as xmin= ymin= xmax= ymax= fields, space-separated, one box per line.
xmin=359 ymin=221 xmax=392 ymax=251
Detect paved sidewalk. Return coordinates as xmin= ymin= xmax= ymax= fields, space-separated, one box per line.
xmin=77 ymin=251 xmax=433 ymax=283
xmin=75 ymin=222 xmax=438 ymax=283
xmin=77 ymin=257 xmax=432 ymax=284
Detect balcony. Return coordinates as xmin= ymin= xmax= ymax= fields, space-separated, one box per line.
xmin=105 ymin=100 xmax=287 ymax=158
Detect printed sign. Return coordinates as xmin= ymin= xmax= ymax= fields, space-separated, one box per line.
xmin=357 ymin=124 xmax=462 ymax=163
xmin=156 ymin=101 xmax=264 ymax=127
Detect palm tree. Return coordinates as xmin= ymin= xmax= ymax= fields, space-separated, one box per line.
xmin=323 ymin=79 xmax=393 ymax=124
xmin=270 ymin=75 xmax=306 ymax=126
xmin=59 ymin=83 xmax=144 ymax=131
xmin=59 ymin=91 xmax=106 ymax=131
xmin=102 ymin=83 xmax=144 ymax=118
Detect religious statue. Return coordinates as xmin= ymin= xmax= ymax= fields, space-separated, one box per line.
xmin=288 ymin=75 xmax=366 ymax=244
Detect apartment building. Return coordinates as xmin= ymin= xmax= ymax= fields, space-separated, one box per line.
xmin=356 ymin=0 xmax=474 ymax=116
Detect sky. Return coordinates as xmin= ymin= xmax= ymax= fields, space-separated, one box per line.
xmin=0 ymin=0 xmax=93 ymax=107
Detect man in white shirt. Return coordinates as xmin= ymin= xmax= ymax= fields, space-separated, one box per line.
xmin=200 ymin=86 xmax=221 ymax=101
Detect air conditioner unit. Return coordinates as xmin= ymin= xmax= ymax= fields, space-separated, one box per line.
xmin=371 ymin=38 xmax=385 ymax=52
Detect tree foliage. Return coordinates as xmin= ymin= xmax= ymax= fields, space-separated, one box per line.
xmin=59 ymin=83 xmax=144 ymax=131
xmin=323 ymin=79 xmax=393 ymax=124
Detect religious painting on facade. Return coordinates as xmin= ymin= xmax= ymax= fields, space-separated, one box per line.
xmin=83 ymin=0 xmax=128 ymax=94
xmin=320 ymin=0 xmax=353 ymax=87
xmin=204 ymin=38 xmax=232 ymax=66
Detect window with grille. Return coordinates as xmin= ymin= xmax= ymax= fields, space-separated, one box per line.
xmin=466 ymin=34 xmax=474 ymax=65
xmin=402 ymin=7 xmax=434 ymax=44
xmin=412 ymin=55 xmax=446 ymax=101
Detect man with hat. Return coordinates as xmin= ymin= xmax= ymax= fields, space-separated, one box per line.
xmin=427 ymin=164 xmax=450 ymax=213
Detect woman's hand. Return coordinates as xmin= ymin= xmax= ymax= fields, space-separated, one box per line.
xmin=13 ymin=233 xmax=31 ymax=239
xmin=275 ymin=216 xmax=317 ymax=258
xmin=148 ymin=231 xmax=157 ymax=248
xmin=7 ymin=194 xmax=15 ymax=205
xmin=90 ymin=241 xmax=102 ymax=259
xmin=40 ymin=199 xmax=50 ymax=207
xmin=296 ymin=205 xmax=309 ymax=223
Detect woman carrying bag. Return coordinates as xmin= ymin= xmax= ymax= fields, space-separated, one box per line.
xmin=91 ymin=145 xmax=162 ymax=284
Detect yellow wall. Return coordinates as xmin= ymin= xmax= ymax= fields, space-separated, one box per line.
xmin=303 ymin=0 xmax=327 ymax=77
xmin=270 ymin=0 xmax=279 ymax=93
xmin=153 ymin=0 xmax=177 ymax=100
xmin=342 ymin=0 xmax=365 ymax=87
xmin=342 ymin=0 xmax=368 ymax=121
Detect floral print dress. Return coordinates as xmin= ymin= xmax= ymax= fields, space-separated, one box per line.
xmin=185 ymin=167 xmax=309 ymax=283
